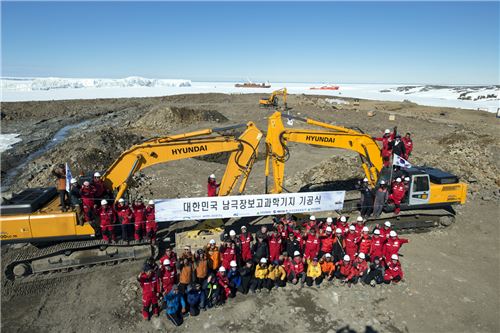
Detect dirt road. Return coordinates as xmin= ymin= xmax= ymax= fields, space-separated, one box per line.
xmin=1 ymin=93 xmax=499 ymax=332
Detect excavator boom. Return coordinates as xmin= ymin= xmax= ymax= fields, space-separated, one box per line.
xmin=103 ymin=122 xmax=262 ymax=200
xmin=265 ymin=112 xmax=382 ymax=193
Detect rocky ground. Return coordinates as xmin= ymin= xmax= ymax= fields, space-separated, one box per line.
xmin=1 ymin=93 xmax=499 ymax=332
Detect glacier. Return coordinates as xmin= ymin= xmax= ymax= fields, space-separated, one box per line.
xmin=0 ymin=133 xmax=22 ymax=153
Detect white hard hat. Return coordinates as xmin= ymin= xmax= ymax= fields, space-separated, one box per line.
xmin=380 ymin=180 xmax=386 ymax=185
xmin=241 ymin=225 xmax=247 ymax=229
xmin=310 ymin=215 xmax=316 ymax=221
xmin=230 ymin=260 xmax=237 ymax=267
xmin=356 ymin=216 xmax=364 ymax=222
xmin=404 ymin=177 xmax=410 ymax=181
xmin=335 ymin=228 xmax=342 ymax=234
xmin=219 ymin=266 xmax=226 ymax=272
xmin=83 ymin=181 xmax=90 ymax=186
xmin=349 ymin=225 xmax=355 ymax=231
xmin=390 ymin=230 xmax=397 ymax=237
xmin=362 ymin=226 xmax=369 ymax=232
xmin=363 ymin=177 xmax=368 ymax=182
xmin=326 ymin=226 xmax=332 ymax=232
xmin=391 ymin=254 xmax=399 ymax=260
xmin=70 ymin=178 xmax=77 ymax=184
xmin=148 ymin=200 xmax=155 ymax=205
xmin=326 ymin=217 xmax=333 ymax=223
xmin=94 ymin=172 xmax=101 ymax=177
xmin=260 ymin=258 xmax=267 ymax=264
xmin=293 ymin=251 xmax=301 ymax=257
xmin=163 ymin=259 xmax=171 ymax=266
xmin=384 ymin=221 xmax=391 ymax=227
xmin=209 ymin=239 xmax=216 ymax=244
xmin=374 ymin=229 xmax=381 ymax=235
xmin=325 ymin=253 xmax=332 ymax=258
xmin=101 ymin=199 xmax=108 ymax=205
xmin=209 ymin=174 xmax=216 ymax=179
xmin=358 ymin=253 xmax=366 ymax=259
xmin=384 ymin=129 xmax=390 ymax=134
xmin=343 ymin=254 xmax=350 ymax=262
xmin=396 ymin=177 xmax=402 ymax=183
xmin=229 ymin=230 xmax=236 ymax=236
xmin=118 ymin=198 xmax=125 ymax=203
xmin=340 ymin=216 xmax=347 ymax=222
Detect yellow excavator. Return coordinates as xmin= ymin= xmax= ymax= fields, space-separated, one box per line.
xmin=0 ymin=122 xmax=262 ymax=278
xmin=265 ymin=111 xmax=467 ymax=229
xmin=259 ymin=88 xmax=287 ymax=110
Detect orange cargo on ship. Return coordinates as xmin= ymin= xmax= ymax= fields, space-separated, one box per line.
xmin=310 ymin=85 xmax=340 ymax=90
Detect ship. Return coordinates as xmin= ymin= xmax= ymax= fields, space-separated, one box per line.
xmin=310 ymin=85 xmax=340 ymax=90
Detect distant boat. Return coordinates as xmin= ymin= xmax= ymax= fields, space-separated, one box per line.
xmin=310 ymin=85 xmax=340 ymax=90
xmin=235 ymin=80 xmax=271 ymax=88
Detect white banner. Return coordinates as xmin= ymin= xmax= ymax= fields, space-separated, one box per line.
xmin=155 ymin=191 xmax=345 ymax=222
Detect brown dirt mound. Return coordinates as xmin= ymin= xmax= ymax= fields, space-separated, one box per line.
xmin=134 ymin=105 xmax=228 ymax=131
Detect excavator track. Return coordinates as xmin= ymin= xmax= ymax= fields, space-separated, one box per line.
xmin=3 ymin=239 xmax=155 ymax=281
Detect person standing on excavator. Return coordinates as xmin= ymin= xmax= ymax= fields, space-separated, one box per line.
xmin=97 ymin=199 xmax=116 ymax=243
xmin=402 ymin=133 xmax=413 ymax=160
xmin=92 ymin=172 xmax=107 ymax=206
xmin=207 ymin=174 xmax=220 ymax=197
xmin=80 ymin=181 xmax=96 ymax=224
xmin=145 ymin=200 xmax=157 ymax=243
xmin=116 ymin=198 xmax=133 ymax=242
xmin=374 ymin=127 xmax=396 ymax=167
xmin=133 ymin=198 xmax=146 ymax=241
xmin=51 ymin=163 xmax=67 ymax=211
xmin=389 ymin=178 xmax=406 ymax=214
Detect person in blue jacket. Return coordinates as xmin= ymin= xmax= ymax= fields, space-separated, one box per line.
xmin=227 ymin=260 xmax=241 ymax=297
xmin=187 ymin=283 xmax=205 ymax=316
xmin=164 ymin=284 xmax=186 ymax=326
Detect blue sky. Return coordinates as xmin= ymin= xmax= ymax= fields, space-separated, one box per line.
xmin=1 ymin=1 xmax=499 ymax=84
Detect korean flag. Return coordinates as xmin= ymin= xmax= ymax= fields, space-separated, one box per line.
xmin=393 ymin=154 xmax=412 ymax=169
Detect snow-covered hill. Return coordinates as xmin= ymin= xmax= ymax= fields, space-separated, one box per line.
xmin=1 ymin=76 xmax=191 ymax=91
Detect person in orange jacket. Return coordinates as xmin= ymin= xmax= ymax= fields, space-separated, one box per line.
xmin=320 ymin=253 xmax=335 ymax=281
xmin=206 ymin=239 xmax=221 ymax=272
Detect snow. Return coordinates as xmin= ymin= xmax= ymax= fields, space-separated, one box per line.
xmin=1 ymin=77 xmax=498 ymax=113
xmin=0 ymin=133 xmax=22 ymax=153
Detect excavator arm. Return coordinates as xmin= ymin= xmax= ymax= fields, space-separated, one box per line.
xmin=265 ymin=112 xmax=383 ymax=193
xmin=102 ymin=122 xmax=263 ymax=201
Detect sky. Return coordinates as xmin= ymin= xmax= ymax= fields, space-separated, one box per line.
xmin=1 ymin=1 xmax=499 ymax=84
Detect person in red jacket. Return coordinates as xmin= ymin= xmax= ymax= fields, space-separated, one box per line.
xmin=319 ymin=226 xmax=334 ymax=258
xmin=303 ymin=215 xmax=318 ymax=233
xmin=221 ymin=241 xmax=237 ymax=270
xmin=289 ymin=251 xmax=306 ymax=286
xmin=304 ymin=229 xmax=320 ymax=260
xmin=374 ymin=128 xmax=396 ymax=167
xmin=91 ymin=172 xmax=107 ymax=205
xmin=145 ymin=200 xmax=157 ymax=243
xmin=116 ymin=198 xmax=133 ymax=242
xmin=383 ymin=230 xmax=409 ymax=261
xmin=160 ymin=259 xmax=177 ymax=294
xmin=379 ymin=221 xmax=392 ymax=239
xmin=354 ymin=216 xmax=365 ymax=236
xmin=384 ymin=254 xmax=404 ymax=283
xmin=357 ymin=226 xmax=372 ymax=258
xmin=97 ymin=199 xmax=116 ymax=243
xmin=344 ymin=225 xmax=359 ymax=259
xmin=159 ymin=247 xmax=178 ymax=269
xmin=334 ymin=255 xmax=356 ymax=284
xmin=239 ymin=226 xmax=254 ymax=262
xmin=335 ymin=216 xmax=349 ymax=235
xmin=352 ymin=252 xmax=369 ymax=283
xmin=281 ymin=253 xmax=294 ymax=277
xmin=138 ymin=265 xmax=160 ymax=320
xmin=216 ymin=266 xmax=232 ymax=299
xmin=133 ymin=198 xmax=146 ymax=241
xmin=402 ymin=132 xmax=413 ymax=160
xmin=389 ymin=178 xmax=406 ymax=214
xmin=320 ymin=217 xmax=334 ymax=232
xmin=80 ymin=181 xmax=96 ymax=223
xmin=268 ymin=232 xmax=282 ymax=262
xmin=369 ymin=229 xmax=386 ymax=262
xmin=207 ymin=174 xmax=220 ymax=197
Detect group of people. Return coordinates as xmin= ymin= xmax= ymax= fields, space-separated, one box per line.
xmin=373 ymin=127 xmax=413 ymax=168
xmin=138 ymin=214 xmax=408 ymax=326
xmin=51 ymin=169 xmax=159 ymax=243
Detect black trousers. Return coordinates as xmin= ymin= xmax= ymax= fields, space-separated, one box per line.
xmin=363 ymin=269 xmax=384 ymax=284
xmin=306 ymin=276 xmax=323 ymax=286
xmin=189 ymin=304 xmax=200 ymax=316
xmin=167 ymin=311 xmax=183 ymax=326
xmin=58 ymin=190 xmax=67 ymax=208
xmin=121 ymin=224 xmax=132 ymax=241
xmin=275 ymin=279 xmax=286 ymax=288
xmin=239 ymin=277 xmax=252 ymax=294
